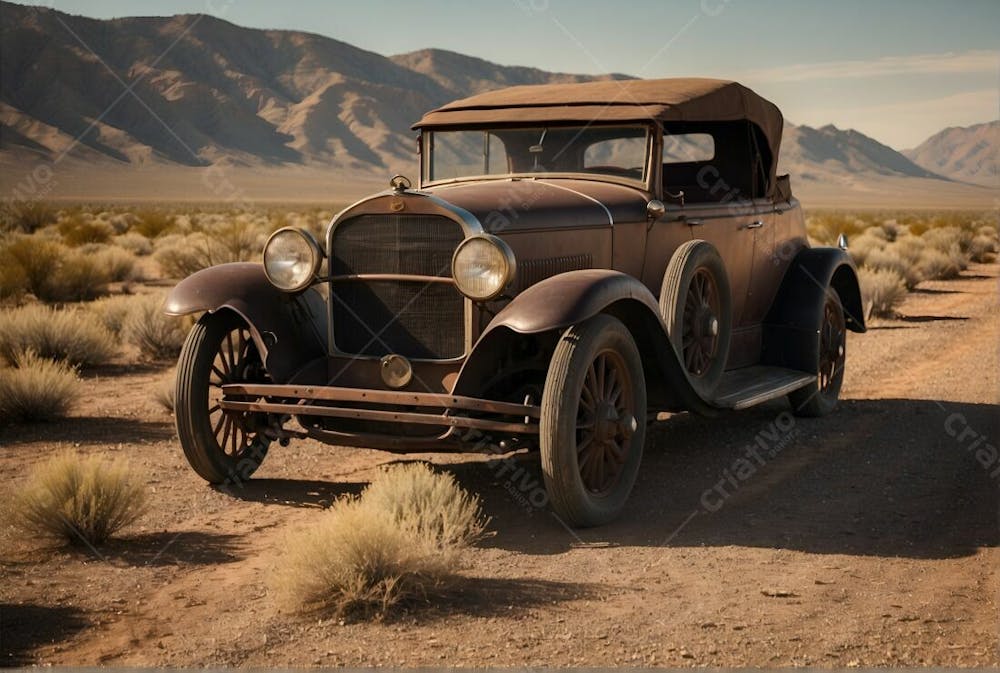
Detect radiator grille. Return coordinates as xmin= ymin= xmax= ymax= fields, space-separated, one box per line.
xmin=330 ymin=214 xmax=465 ymax=359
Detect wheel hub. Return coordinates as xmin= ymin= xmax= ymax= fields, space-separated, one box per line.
xmin=594 ymin=401 xmax=619 ymax=443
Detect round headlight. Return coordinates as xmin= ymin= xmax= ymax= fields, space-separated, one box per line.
xmin=263 ymin=227 xmax=322 ymax=292
xmin=451 ymin=235 xmax=516 ymax=301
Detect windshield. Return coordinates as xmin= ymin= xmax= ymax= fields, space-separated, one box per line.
xmin=425 ymin=125 xmax=650 ymax=185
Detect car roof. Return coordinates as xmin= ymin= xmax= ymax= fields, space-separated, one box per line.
xmin=414 ymin=78 xmax=784 ymax=197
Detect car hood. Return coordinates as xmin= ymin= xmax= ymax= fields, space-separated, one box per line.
xmin=424 ymin=178 xmax=650 ymax=233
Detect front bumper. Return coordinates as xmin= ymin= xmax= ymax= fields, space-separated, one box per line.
xmin=219 ymin=383 xmax=540 ymax=451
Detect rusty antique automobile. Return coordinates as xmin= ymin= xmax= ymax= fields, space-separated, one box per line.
xmin=167 ymin=78 xmax=865 ymax=526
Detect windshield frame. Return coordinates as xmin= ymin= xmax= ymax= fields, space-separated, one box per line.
xmin=419 ymin=123 xmax=655 ymax=191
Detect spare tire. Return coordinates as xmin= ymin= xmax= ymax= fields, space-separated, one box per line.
xmin=660 ymin=240 xmax=732 ymax=398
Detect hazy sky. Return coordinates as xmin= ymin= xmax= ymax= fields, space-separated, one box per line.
xmin=8 ymin=0 xmax=998 ymax=149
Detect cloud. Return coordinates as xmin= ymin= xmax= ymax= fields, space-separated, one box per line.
xmin=743 ymin=49 xmax=999 ymax=84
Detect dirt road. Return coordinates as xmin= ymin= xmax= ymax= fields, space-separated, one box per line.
xmin=2 ymin=263 xmax=997 ymax=667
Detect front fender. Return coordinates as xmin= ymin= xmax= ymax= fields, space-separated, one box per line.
xmin=762 ymin=247 xmax=865 ymax=372
xmin=165 ymin=263 xmax=327 ymax=382
xmin=456 ymin=270 xmax=714 ymax=414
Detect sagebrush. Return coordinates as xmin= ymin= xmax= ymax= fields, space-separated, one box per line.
xmin=0 ymin=351 xmax=80 ymax=423
xmin=8 ymin=451 xmax=148 ymax=546
xmin=277 ymin=463 xmax=488 ymax=618
xmin=0 ymin=305 xmax=116 ymax=367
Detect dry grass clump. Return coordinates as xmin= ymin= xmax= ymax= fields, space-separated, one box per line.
xmin=132 ymin=209 xmax=175 ymax=238
xmin=85 ymin=294 xmax=141 ymax=337
xmin=0 ymin=351 xmax=81 ymax=422
xmin=858 ymin=267 xmax=907 ymax=319
xmin=969 ymin=234 xmax=997 ymax=262
xmin=277 ymin=463 xmax=488 ymax=619
xmin=917 ymin=248 xmax=963 ymax=280
xmin=846 ymin=231 xmax=887 ymax=267
xmin=58 ymin=214 xmax=114 ymax=246
xmin=0 ymin=200 xmax=58 ymax=234
xmin=114 ymin=231 xmax=153 ymax=256
xmin=361 ymin=462 xmax=488 ymax=549
xmin=864 ymin=246 xmax=922 ymax=290
xmin=154 ymin=373 xmax=176 ymax=412
xmin=153 ymin=221 xmax=267 ymax=279
xmin=0 ymin=305 xmax=116 ymax=367
xmin=124 ymin=295 xmax=189 ymax=360
xmin=7 ymin=451 xmax=147 ymax=546
xmin=0 ymin=236 xmax=114 ymax=302
xmin=92 ymin=246 xmax=138 ymax=282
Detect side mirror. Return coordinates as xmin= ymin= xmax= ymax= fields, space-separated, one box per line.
xmin=837 ymin=233 xmax=849 ymax=250
xmin=646 ymin=199 xmax=665 ymax=221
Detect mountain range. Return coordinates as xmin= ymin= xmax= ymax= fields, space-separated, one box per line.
xmin=0 ymin=2 xmax=995 ymax=205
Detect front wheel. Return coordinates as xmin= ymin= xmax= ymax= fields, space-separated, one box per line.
xmin=789 ymin=288 xmax=846 ymax=417
xmin=540 ymin=314 xmax=647 ymax=527
xmin=175 ymin=311 xmax=272 ymax=484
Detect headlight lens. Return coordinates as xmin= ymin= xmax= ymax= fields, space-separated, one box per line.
xmin=263 ymin=228 xmax=322 ymax=292
xmin=451 ymin=235 xmax=516 ymax=301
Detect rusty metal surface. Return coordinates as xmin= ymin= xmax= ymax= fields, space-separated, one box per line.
xmin=219 ymin=399 xmax=539 ymax=435
xmin=164 ymin=262 xmax=327 ymax=383
xmin=221 ymin=383 xmax=541 ymax=418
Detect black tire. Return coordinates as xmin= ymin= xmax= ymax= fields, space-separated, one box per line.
xmin=660 ymin=240 xmax=733 ymax=398
xmin=789 ymin=288 xmax=846 ymax=417
xmin=175 ymin=311 xmax=271 ymax=484
xmin=540 ymin=314 xmax=647 ymax=527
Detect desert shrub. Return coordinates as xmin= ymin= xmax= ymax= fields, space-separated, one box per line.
xmin=847 ymin=231 xmax=887 ymax=267
xmin=0 ymin=235 xmax=64 ymax=300
xmin=114 ymin=232 xmax=153 ymax=256
xmin=858 ymin=267 xmax=907 ymax=319
xmin=969 ymin=234 xmax=997 ymax=263
xmin=153 ymin=374 xmax=175 ymax=412
xmin=917 ymin=248 xmax=962 ymax=281
xmin=864 ymin=246 xmax=922 ymax=290
xmin=922 ymin=226 xmax=970 ymax=255
xmin=58 ymin=214 xmax=114 ymax=247
xmin=0 ymin=200 xmax=58 ymax=234
xmin=0 ymin=305 xmax=116 ymax=367
xmin=85 ymin=294 xmax=139 ymax=336
xmin=131 ymin=210 xmax=175 ymax=238
xmin=45 ymin=249 xmax=113 ymax=301
xmin=277 ymin=464 xmax=487 ymax=618
xmin=153 ymin=224 xmax=265 ymax=279
xmin=124 ymin=295 xmax=189 ymax=360
xmin=361 ymin=462 xmax=488 ymax=549
xmin=0 ymin=351 xmax=81 ymax=422
xmin=93 ymin=246 xmax=138 ymax=282
xmin=7 ymin=451 xmax=147 ymax=546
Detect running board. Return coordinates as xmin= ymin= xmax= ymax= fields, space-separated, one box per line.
xmin=711 ymin=366 xmax=815 ymax=410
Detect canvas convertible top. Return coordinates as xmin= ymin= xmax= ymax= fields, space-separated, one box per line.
xmin=414 ymin=77 xmax=784 ymax=198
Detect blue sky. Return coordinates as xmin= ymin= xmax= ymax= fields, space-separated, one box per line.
xmin=8 ymin=0 xmax=998 ymax=148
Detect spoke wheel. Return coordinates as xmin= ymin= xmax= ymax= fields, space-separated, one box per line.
xmin=576 ymin=349 xmax=634 ymax=495
xmin=681 ymin=268 xmax=721 ymax=377
xmin=541 ymin=314 xmax=646 ymax=527
xmin=789 ymin=289 xmax=846 ymax=417
xmin=175 ymin=312 xmax=272 ymax=484
xmin=661 ymin=240 xmax=732 ymax=398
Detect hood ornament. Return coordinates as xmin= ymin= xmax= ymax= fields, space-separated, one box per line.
xmin=389 ymin=174 xmax=412 ymax=193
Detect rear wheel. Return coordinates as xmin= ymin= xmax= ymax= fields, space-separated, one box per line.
xmin=175 ymin=311 xmax=272 ymax=484
xmin=660 ymin=240 xmax=732 ymax=398
xmin=540 ymin=314 xmax=646 ymax=527
xmin=789 ymin=289 xmax=846 ymax=417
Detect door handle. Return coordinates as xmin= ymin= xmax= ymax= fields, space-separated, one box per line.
xmin=745 ymin=220 xmax=764 ymax=229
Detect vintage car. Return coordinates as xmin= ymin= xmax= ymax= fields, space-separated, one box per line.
xmin=166 ymin=78 xmax=865 ymax=526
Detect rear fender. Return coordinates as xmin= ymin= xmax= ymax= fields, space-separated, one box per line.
xmin=454 ymin=270 xmax=714 ymax=414
xmin=762 ymin=247 xmax=865 ymax=372
xmin=165 ymin=263 xmax=328 ymax=382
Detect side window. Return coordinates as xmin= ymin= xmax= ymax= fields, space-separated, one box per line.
xmin=662 ymin=133 xmax=714 ymax=163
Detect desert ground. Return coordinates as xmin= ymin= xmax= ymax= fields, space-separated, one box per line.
xmin=1 ymin=247 xmax=997 ymax=666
